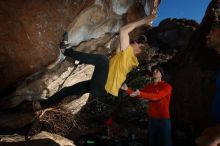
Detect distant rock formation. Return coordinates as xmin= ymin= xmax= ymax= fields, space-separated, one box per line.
xmin=170 ymin=0 xmax=220 ymax=134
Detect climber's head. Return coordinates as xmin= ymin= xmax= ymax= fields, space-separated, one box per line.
xmin=131 ymin=42 xmax=146 ymax=56
xmin=130 ymin=35 xmax=147 ymax=56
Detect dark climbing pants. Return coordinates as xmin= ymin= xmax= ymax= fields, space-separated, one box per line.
xmin=41 ymin=48 xmax=109 ymax=108
xmin=148 ymin=118 xmax=172 ymax=146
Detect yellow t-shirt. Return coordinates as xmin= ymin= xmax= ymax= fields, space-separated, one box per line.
xmin=105 ymin=45 xmax=139 ymax=96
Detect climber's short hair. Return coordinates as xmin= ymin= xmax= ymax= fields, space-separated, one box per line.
xmin=130 ymin=35 xmax=148 ymax=44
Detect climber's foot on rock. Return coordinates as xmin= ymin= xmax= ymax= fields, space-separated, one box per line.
xmin=59 ymin=31 xmax=70 ymax=53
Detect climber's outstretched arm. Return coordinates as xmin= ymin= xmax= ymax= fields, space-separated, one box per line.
xmin=118 ymin=14 xmax=157 ymax=52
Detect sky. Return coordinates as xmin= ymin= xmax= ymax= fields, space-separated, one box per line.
xmin=153 ymin=0 xmax=211 ymax=26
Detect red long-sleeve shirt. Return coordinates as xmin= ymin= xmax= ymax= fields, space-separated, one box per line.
xmin=126 ymin=81 xmax=172 ymax=119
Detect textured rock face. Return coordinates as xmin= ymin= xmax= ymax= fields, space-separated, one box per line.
xmin=0 ymin=0 xmax=157 ymax=92
xmin=0 ymin=61 xmax=93 ymax=109
xmin=146 ymin=18 xmax=198 ymax=55
xmin=67 ymin=0 xmax=133 ymax=46
xmin=0 ymin=0 xmax=158 ymax=130
xmin=0 ymin=0 xmax=95 ymax=90
xmin=196 ymin=124 xmax=220 ymax=146
xmin=1 ymin=0 xmax=220 ymax=144
xmin=170 ymin=0 xmax=220 ymax=133
xmin=0 ymin=131 xmax=76 ymax=146
xmin=0 ymin=111 xmax=34 ymax=129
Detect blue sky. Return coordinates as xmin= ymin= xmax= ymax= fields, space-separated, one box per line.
xmin=153 ymin=0 xmax=211 ymax=26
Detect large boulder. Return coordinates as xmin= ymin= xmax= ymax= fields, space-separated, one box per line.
xmin=146 ymin=18 xmax=198 ymax=55
xmin=0 ymin=0 xmax=159 ymax=138
xmin=0 ymin=0 xmax=95 ymax=92
xmin=0 ymin=131 xmax=76 ymax=146
xmin=0 ymin=0 xmax=158 ymax=94
xmin=196 ymin=124 xmax=220 ymax=146
xmin=169 ymin=0 xmax=220 ymax=134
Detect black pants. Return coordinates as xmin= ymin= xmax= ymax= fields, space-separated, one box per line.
xmin=41 ymin=48 xmax=109 ymax=108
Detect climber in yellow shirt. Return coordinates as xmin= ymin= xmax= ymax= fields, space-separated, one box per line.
xmin=34 ymin=13 xmax=157 ymax=109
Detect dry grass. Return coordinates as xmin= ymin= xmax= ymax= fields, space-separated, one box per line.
xmin=28 ymin=107 xmax=78 ymax=137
